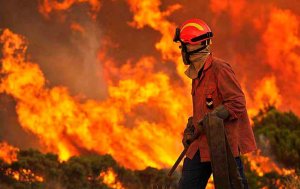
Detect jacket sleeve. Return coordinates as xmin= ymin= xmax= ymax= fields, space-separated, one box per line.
xmin=216 ymin=62 xmax=246 ymax=120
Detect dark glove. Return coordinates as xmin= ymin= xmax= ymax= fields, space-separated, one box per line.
xmin=199 ymin=105 xmax=229 ymax=129
xmin=211 ymin=105 xmax=229 ymax=120
xmin=182 ymin=117 xmax=195 ymax=148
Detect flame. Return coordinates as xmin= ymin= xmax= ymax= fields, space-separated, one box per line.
xmin=206 ymin=175 xmax=215 ymax=189
xmin=246 ymin=150 xmax=295 ymax=177
xmin=5 ymin=168 xmax=44 ymax=182
xmin=209 ymin=1 xmax=300 ymax=115
xmin=99 ymin=168 xmax=125 ymax=189
xmin=261 ymin=8 xmax=300 ymax=114
xmin=245 ymin=76 xmax=282 ymax=118
xmin=0 ymin=142 xmax=19 ymax=164
xmin=207 ymin=2 xmax=300 ymax=186
xmin=38 ymin=0 xmax=101 ymax=19
xmin=246 ymin=150 xmax=296 ymax=188
xmin=126 ymin=0 xmax=186 ymax=81
xmin=70 ymin=22 xmax=85 ymax=34
xmin=1 ymin=0 xmax=300 ymax=178
xmin=0 ymin=142 xmax=44 ymax=182
xmin=0 ymin=28 xmax=188 ymax=169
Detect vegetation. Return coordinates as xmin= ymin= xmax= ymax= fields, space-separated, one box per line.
xmin=242 ymin=156 xmax=289 ymax=189
xmin=242 ymin=106 xmax=300 ymax=189
xmin=253 ymin=106 xmax=300 ymax=169
xmin=0 ymin=107 xmax=299 ymax=188
xmin=0 ymin=149 xmax=179 ymax=189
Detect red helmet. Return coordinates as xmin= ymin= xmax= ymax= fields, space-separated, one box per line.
xmin=174 ymin=18 xmax=213 ymax=45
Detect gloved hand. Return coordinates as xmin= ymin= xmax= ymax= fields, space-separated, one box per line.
xmin=200 ymin=105 xmax=229 ymax=128
xmin=210 ymin=105 xmax=229 ymax=120
xmin=182 ymin=117 xmax=195 ymax=148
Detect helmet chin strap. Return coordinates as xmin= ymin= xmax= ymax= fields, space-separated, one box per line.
xmin=182 ymin=41 xmax=210 ymax=65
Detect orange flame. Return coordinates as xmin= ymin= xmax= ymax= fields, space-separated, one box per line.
xmin=99 ymin=168 xmax=125 ymax=189
xmin=0 ymin=142 xmax=19 ymax=164
xmin=209 ymin=1 xmax=300 ymax=115
xmin=0 ymin=29 xmax=188 ymax=169
xmin=246 ymin=150 xmax=295 ymax=177
xmin=5 ymin=168 xmax=44 ymax=182
xmin=261 ymin=8 xmax=300 ymax=114
xmin=245 ymin=76 xmax=282 ymax=118
xmin=38 ymin=0 xmax=101 ymax=19
xmin=70 ymin=22 xmax=85 ymax=34
xmin=126 ymin=0 xmax=188 ymax=83
xmin=1 ymin=0 xmax=299 ymax=178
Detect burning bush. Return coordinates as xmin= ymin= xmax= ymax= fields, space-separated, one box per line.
xmin=1 ymin=107 xmax=300 ymax=189
xmin=0 ymin=149 xmax=178 ymax=189
xmin=241 ymin=106 xmax=300 ymax=189
xmin=253 ymin=106 xmax=300 ymax=169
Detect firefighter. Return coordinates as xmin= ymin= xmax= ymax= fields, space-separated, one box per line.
xmin=174 ymin=19 xmax=257 ymax=189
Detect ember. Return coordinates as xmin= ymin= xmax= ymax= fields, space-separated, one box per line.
xmin=99 ymin=168 xmax=125 ymax=189
xmin=5 ymin=168 xmax=44 ymax=182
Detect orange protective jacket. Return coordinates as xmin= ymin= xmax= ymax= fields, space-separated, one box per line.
xmin=186 ymin=54 xmax=257 ymax=161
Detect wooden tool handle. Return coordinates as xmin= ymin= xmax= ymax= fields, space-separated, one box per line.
xmin=168 ymin=119 xmax=204 ymax=177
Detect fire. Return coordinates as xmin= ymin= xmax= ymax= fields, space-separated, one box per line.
xmin=209 ymin=1 xmax=300 ymax=115
xmin=261 ymin=8 xmax=300 ymax=114
xmin=0 ymin=0 xmax=300 ymax=180
xmin=70 ymin=22 xmax=85 ymax=34
xmin=0 ymin=142 xmax=19 ymax=164
xmin=0 ymin=142 xmax=44 ymax=183
xmin=127 ymin=0 xmax=187 ymax=82
xmin=0 ymin=28 xmax=187 ymax=169
xmin=206 ymin=175 xmax=215 ymax=189
xmin=246 ymin=150 xmax=296 ymax=188
xmin=5 ymin=168 xmax=44 ymax=182
xmin=99 ymin=168 xmax=125 ymax=189
xmin=245 ymin=76 xmax=282 ymax=118
xmin=246 ymin=150 xmax=295 ymax=177
xmin=38 ymin=0 xmax=101 ymax=19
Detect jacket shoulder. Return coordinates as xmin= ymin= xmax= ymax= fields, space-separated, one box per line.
xmin=211 ymin=56 xmax=234 ymax=73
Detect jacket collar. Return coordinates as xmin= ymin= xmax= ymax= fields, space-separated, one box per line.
xmin=203 ymin=53 xmax=213 ymax=71
xmin=198 ymin=53 xmax=213 ymax=81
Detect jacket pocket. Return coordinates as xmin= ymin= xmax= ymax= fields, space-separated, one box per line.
xmin=204 ymin=86 xmax=216 ymax=109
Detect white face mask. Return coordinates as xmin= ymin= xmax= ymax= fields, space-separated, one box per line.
xmin=184 ymin=45 xmax=211 ymax=79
